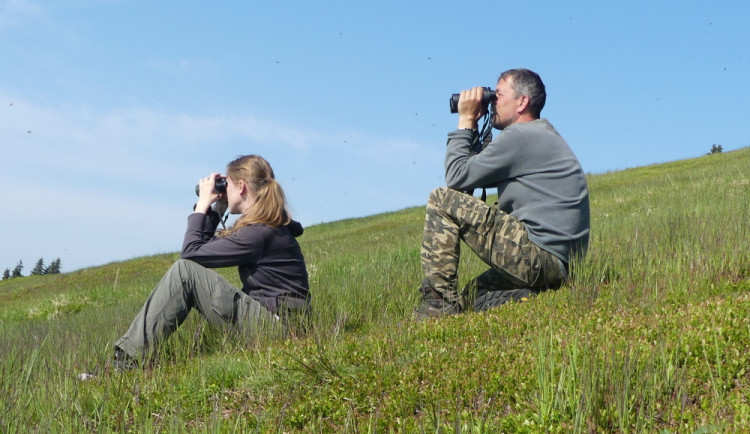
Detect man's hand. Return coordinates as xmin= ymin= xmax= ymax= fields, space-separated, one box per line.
xmin=457 ymin=87 xmax=488 ymax=130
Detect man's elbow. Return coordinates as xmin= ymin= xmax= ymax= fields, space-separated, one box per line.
xmin=444 ymin=172 xmax=469 ymax=190
xmin=445 ymin=179 xmax=463 ymax=190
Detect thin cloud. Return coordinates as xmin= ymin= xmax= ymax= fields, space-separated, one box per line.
xmin=1 ymin=94 xmax=439 ymax=169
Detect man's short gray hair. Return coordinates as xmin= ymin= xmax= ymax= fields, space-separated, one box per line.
xmin=499 ymin=69 xmax=546 ymax=118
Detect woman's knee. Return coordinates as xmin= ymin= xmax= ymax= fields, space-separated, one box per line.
xmin=174 ymin=258 xmax=196 ymax=266
xmin=166 ymin=259 xmax=209 ymax=283
xmin=172 ymin=258 xmax=202 ymax=272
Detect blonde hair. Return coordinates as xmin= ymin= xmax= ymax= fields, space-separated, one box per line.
xmin=218 ymin=155 xmax=291 ymax=237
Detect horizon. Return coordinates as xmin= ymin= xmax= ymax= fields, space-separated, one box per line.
xmin=2 ymin=147 xmax=745 ymax=277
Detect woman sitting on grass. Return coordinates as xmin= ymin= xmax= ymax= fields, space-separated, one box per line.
xmin=113 ymin=154 xmax=309 ymax=370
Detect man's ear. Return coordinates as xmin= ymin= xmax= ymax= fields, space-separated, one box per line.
xmin=517 ymin=95 xmax=530 ymax=114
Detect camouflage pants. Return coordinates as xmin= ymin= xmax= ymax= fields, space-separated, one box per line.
xmin=421 ymin=187 xmax=565 ymax=308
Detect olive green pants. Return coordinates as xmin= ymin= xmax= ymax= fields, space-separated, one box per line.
xmin=115 ymin=259 xmax=278 ymax=362
xmin=421 ymin=187 xmax=565 ymax=308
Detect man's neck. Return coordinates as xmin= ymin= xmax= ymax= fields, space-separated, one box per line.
xmin=514 ymin=113 xmax=538 ymax=124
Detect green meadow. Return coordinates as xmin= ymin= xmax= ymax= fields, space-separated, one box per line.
xmin=1 ymin=148 xmax=748 ymax=432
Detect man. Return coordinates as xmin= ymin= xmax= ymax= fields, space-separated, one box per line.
xmin=416 ymin=68 xmax=590 ymax=318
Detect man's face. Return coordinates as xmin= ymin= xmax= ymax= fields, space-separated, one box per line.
xmin=491 ymin=77 xmax=521 ymax=130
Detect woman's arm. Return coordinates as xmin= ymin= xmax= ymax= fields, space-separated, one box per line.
xmin=181 ymin=215 xmax=266 ymax=268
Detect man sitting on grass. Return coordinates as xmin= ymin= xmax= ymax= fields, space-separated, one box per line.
xmin=416 ymin=68 xmax=590 ymax=319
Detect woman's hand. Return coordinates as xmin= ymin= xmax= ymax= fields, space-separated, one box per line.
xmin=195 ymin=172 xmax=223 ymax=214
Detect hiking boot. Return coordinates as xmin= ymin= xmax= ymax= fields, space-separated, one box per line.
xmin=112 ymin=347 xmax=139 ymax=371
xmin=414 ymin=280 xmax=463 ymax=320
xmin=473 ymin=287 xmax=539 ymax=312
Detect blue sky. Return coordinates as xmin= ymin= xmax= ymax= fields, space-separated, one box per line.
xmin=1 ymin=0 xmax=748 ymax=273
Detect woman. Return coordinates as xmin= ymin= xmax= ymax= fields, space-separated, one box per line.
xmin=113 ymin=155 xmax=309 ymax=369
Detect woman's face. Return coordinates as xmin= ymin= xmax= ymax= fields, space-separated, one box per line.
xmin=226 ymin=176 xmax=254 ymax=214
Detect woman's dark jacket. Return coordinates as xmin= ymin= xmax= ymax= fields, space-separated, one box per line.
xmin=180 ymin=211 xmax=309 ymax=313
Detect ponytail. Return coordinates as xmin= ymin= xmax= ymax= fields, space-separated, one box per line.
xmin=218 ymin=155 xmax=291 ymax=237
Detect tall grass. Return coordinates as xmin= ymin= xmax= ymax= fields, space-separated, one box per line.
xmin=1 ymin=148 xmax=748 ymax=431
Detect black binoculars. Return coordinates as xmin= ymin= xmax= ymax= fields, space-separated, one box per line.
xmin=194 ymin=177 xmax=227 ymax=196
xmin=449 ymin=87 xmax=496 ymax=113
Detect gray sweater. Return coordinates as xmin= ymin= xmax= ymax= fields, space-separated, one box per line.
xmin=445 ymin=119 xmax=590 ymax=263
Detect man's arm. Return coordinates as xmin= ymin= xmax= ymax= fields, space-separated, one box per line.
xmin=444 ymin=127 xmax=520 ymax=191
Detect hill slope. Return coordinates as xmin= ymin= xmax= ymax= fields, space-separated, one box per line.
xmin=1 ymin=148 xmax=749 ymax=431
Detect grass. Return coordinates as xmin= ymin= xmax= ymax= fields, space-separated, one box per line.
xmin=1 ymin=147 xmax=748 ymax=432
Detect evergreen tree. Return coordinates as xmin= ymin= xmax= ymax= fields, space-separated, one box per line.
xmin=31 ymin=258 xmax=46 ymax=276
xmin=2 ymin=269 xmax=9 ymax=280
xmin=46 ymin=258 xmax=62 ymax=274
xmin=11 ymin=260 xmax=23 ymax=278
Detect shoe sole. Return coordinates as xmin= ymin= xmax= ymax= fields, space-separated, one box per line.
xmin=473 ymin=287 xmax=538 ymax=312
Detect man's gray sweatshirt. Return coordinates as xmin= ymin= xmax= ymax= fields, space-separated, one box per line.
xmin=445 ymin=119 xmax=590 ymax=264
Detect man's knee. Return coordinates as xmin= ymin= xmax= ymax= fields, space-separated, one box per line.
xmin=428 ymin=187 xmax=465 ymax=211
xmin=428 ymin=186 xmax=452 ymax=201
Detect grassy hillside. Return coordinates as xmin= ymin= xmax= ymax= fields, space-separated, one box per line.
xmin=1 ymin=148 xmax=748 ymax=432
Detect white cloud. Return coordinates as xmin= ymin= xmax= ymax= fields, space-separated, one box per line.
xmin=1 ymin=94 xmax=443 ymax=184
xmin=0 ymin=97 xmax=323 ymax=193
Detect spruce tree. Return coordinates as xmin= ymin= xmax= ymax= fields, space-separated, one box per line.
xmin=11 ymin=260 xmax=23 ymax=278
xmin=2 ymin=269 xmax=9 ymax=280
xmin=46 ymin=258 xmax=62 ymax=274
xmin=31 ymin=258 xmax=46 ymax=276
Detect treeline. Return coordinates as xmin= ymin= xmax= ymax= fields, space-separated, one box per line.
xmin=2 ymin=258 xmax=62 ymax=280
